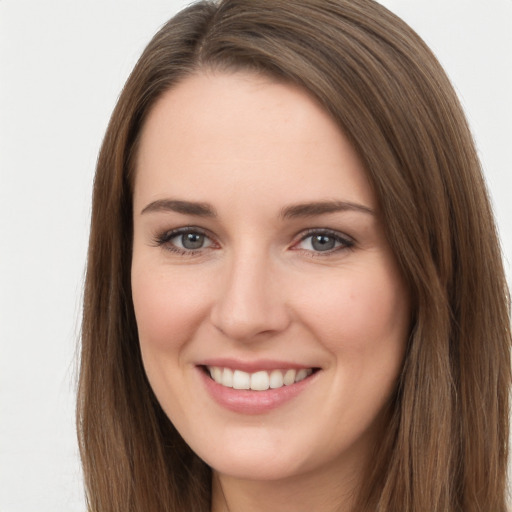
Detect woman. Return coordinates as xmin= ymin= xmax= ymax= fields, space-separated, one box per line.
xmin=77 ymin=0 xmax=511 ymax=511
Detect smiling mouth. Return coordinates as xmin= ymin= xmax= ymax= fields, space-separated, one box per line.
xmin=204 ymin=366 xmax=319 ymax=391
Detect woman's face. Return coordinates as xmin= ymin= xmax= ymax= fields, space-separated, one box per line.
xmin=131 ymin=71 xmax=409 ymax=484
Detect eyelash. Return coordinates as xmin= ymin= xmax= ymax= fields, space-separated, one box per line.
xmin=294 ymin=228 xmax=355 ymax=255
xmin=153 ymin=227 xmax=214 ymax=256
xmin=153 ymin=227 xmax=355 ymax=256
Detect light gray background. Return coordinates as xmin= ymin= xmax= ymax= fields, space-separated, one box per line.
xmin=1 ymin=1 xmax=510 ymax=511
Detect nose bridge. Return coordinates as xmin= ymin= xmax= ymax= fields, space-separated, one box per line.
xmin=210 ymin=244 xmax=289 ymax=341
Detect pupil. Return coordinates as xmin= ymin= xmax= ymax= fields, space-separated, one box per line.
xmin=312 ymin=234 xmax=335 ymax=251
xmin=182 ymin=232 xmax=204 ymax=249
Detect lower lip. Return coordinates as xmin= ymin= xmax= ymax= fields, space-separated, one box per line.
xmin=198 ymin=368 xmax=318 ymax=415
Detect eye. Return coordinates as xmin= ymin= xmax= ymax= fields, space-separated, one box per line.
xmin=174 ymin=231 xmax=210 ymax=250
xmin=294 ymin=230 xmax=354 ymax=253
xmin=155 ymin=227 xmax=214 ymax=253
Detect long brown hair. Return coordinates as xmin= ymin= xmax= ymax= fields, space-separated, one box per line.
xmin=78 ymin=1 xmax=511 ymax=510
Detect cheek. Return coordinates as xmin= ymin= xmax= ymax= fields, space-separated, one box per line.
xmin=293 ymin=262 xmax=409 ymax=359
xmin=131 ymin=261 xmax=216 ymax=419
xmin=295 ymin=262 xmax=409 ymax=432
xmin=131 ymin=263 xmax=212 ymax=353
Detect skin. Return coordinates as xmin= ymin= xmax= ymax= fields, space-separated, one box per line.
xmin=131 ymin=71 xmax=410 ymax=512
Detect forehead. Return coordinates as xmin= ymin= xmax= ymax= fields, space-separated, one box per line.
xmin=134 ymin=71 xmax=375 ymax=213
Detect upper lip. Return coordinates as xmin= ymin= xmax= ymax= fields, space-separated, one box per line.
xmin=198 ymin=358 xmax=318 ymax=373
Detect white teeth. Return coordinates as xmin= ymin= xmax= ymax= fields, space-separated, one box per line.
xmin=283 ymin=369 xmax=296 ymax=386
xmin=207 ymin=366 xmax=314 ymax=391
xmin=233 ymin=369 xmax=251 ymax=389
xmin=295 ymin=368 xmax=310 ymax=382
xmin=269 ymin=369 xmax=284 ymax=388
xmin=250 ymin=371 xmax=270 ymax=391
xmin=210 ymin=366 xmax=222 ymax=382
xmin=221 ymin=367 xmax=233 ymax=387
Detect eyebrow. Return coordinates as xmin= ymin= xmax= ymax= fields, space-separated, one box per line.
xmin=280 ymin=200 xmax=375 ymax=219
xmin=140 ymin=198 xmax=374 ymax=218
xmin=140 ymin=199 xmax=217 ymax=217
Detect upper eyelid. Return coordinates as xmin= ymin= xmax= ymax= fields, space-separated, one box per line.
xmin=152 ymin=226 xmax=216 ymax=252
xmin=295 ymin=227 xmax=354 ymax=243
xmin=152 ymin=227 xmax=217 ymax=256
xmin=291 ymin=228 xmax=355 ymax=253
xmin=157 ymin=226 xmax=211 ymax=240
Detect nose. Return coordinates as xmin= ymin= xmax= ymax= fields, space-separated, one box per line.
xmin=209 ymin=250 xmax=291 ymax=342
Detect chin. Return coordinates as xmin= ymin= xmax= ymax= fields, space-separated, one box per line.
xmin=207 ymin=453 xmax=309 ymax=482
